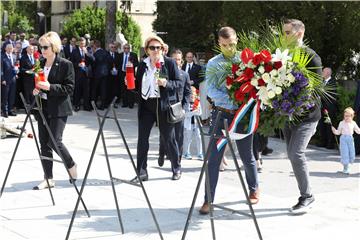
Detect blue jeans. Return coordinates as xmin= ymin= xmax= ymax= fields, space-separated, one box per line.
xmin=205 ymin=110 xmax=258 ymax=202
xmin=340 ymin=135 xmax=355 ymax=165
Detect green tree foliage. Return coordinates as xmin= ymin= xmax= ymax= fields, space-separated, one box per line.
xmin=153 ymin=1 xmax=360 ymax=79
xmin=62 ymin=6 xmax=141 ymax=53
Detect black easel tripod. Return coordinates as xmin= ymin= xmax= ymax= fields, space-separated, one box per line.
xmin=181 ymin=112 xmax=263 ymax=240
xmin=65 ymin=98 xmax=163 ymax=240
xmin=0 ymin=93 xmax=90 ymax=218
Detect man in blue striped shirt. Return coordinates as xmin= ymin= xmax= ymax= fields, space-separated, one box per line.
xmin=199 ymin=27 xmax=259 ymax=214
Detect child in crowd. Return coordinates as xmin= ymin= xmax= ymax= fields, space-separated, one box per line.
xmin=183 ymin=87 xmax=203 ymax=160
xmin=332 ymin=107 xmax=360 ymax=174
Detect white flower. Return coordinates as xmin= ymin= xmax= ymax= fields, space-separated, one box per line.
xmin=236 ymin=69 xmax=242 ymax=76
xmin=272 ymin=48 xmax=292 ymax=64
xmin=257 ymin=86 xmax=269 ymax=102
xmin=270 ymin=69 xmax=278 ymax=78
xmin=251 ymin=78 xmax=259 ymax=87
xmin=287 ymin=73 xmax=295 ymax=83
xmin=275 ymin=86 xmax=282 ymax=95
xmin=268 ymin=90 xmax=275 ymax=99
xmin=258 ymin=65 xmax=265 ymax=74
xmin=262 ymin=73 xmax=270 ymax=82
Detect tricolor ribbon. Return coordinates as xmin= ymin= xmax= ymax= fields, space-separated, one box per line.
xmin=216 ymin=97 xmax=261 ymax=151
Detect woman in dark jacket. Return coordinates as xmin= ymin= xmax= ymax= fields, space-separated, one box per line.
xmin=32 ymin=31 xmax=77 ymax=190
xmin=132 ymin=35 xmax=182 ymax=182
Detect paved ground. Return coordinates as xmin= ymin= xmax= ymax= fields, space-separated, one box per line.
xmin=0 ymin=107 xmax=359 ymax=240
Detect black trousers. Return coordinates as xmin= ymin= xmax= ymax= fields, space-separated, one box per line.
xmin=137 ymin=98 xmax=181 ymax=174
xmin=35 ymin=109 xmax=75 ymax=179
xmin=120 ymin=71 xmax=135 ymax=107
xmin=91 ymin=76 xmax=108 ymax=107
xmin=318 ymin=113 xmax=336 ymax=147
xmin=159 ymin=120 xmax=184 ymax=160
xmin=23 ymin=77 xmax=35 ymax=105
xmin=108 ymin=73 xmax=121 ymax=105
xmin=74 ymin=72 xmax=90 ymax=109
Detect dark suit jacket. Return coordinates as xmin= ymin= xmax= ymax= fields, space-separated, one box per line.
xmin=20 ymin=54 xmax=35 ymax=83
xmin=108 ymin=51 xmax=122 ymax=71
xmin=1 ymin=53 xmax=16 ymax=82
xmin=321 ymin=77 xmax=337 ymax=117
xmin=40 ymin=55 xmax=75 ymax=118
xmin=63 ymin=44 xmax=76 ymax=60
xmin=181 ymin=62 xmax=203 ymax=89
xmin=178 ymin=69 xmax=191 ymax=111
xmin=136 ymin=56 xmax=182 ymax=112
xmin=119 ymin=52 xmax=139 ymax=73
xmin=70 ymin=46 xmax=93 ymax=78
xmin=92 ymin=48 xmax=111 ymax=78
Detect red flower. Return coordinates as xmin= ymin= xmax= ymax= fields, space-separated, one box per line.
xmin=155 ymin=61 xmax=161 ymax=69
xmin=264 ymin=64 xmax=273 ymax=73
xmin=241 ymin=48 xmax=254 ymax=64
xmin=232 ymin=64 xmax=240 ymax=74
xmin=234 ymin=89 xmax=245 ymax=102
xmin=259 ymin=50 xmax=272 ymax=63
xmin=258 ymin=78 xmax=265 ymax=86
xmin=226 ymin=76 xmax=234 ymax=86
xmin=34 ymin=51 xmax=40 ymax=60
xmin=239 ymin=81 xmax=255 ymax=94
xmin=273 ymin=61 xmax=282 ymax=70
xmin=249 ymin=89 xmax=257 ymax=99
xmin=243 ymin=68 xmax=254 ymax=80
xmin=252 ymin=54 xmax=262 ymax=66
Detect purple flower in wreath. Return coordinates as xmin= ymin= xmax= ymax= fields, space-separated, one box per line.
xmin=272 ymin=100 xmax=280 ymax=109
xmin=295 ymin=100 xmax=303 ymax=107
xmin=281 ymin=100 xmax=291 ymax=112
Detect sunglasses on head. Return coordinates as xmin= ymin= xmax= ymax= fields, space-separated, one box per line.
xmin=148 ymin=46 xmax=162 ymax=51
xmin=40 ymin=45 xmax=51 ymax=50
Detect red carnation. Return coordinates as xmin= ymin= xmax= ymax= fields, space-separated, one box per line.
xmin=155 ymin=61 xmax=161 ymax=69
xmin=264 ymin=64 xmax=273 ymax=73
xmin=273 ymin=61 xmax=282 ymax=70
xmin=252 ymin=54 xmax=262 ymax=66
xmin=243 ymin=67 xmax=254 ymax=80
xmin=234 ymin=89 xmax=245 ymax=102
xmin=258 ymin=78 xmax=265 ymax=86
xmin=34 ymin=51 xmax=40 ymax=60
xmin=241 ymin=48 xmax=254 ymax=64
xmin=226 ymin=76 xmax=234 ymax=86
xmin=232 ymin=64 xmax=240 ymax=74
xmin=260 ymin=50 xmax=272 ymax=63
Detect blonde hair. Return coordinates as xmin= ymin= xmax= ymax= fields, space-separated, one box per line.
xmin=144 ymin=35 xmax=164 ymax=55
xmin=39 ymin=31 xmax=62 ymax=53
xmin=344 ymin=107 xmax=355 ymax=118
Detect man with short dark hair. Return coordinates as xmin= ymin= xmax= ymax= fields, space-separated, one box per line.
xmin=199 ymin=26 xmax=259 ymax=215
xmin=283 ymin=19 xmax=323 ymax=214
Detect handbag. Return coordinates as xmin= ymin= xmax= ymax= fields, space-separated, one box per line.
xmin=167 ymin=102 xmax=185 ymax=123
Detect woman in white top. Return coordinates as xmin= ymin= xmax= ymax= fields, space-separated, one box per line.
xmin=332 ymin=107 xmax=360 ymax=174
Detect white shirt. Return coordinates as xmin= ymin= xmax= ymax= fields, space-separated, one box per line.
xmin=324 ymin=77 xmax=331 ymax=85
xmin=141 ymin=56 xmax=164 ymax=99
xmin=185 ymin=62 xmax=193 ymax=72
xmin=333 ymin=120 xmax=360 ymax=136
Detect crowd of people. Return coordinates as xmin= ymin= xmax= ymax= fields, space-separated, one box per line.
xmin=1 ymin=18 xmax=358 ymax=216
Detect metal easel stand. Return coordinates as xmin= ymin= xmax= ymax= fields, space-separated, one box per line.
xmin=0 ymin=93 xmax=90 ymax=217
xmin=65 ymin=97 xmax=163 ymax=240
xmin=181 ymin=112 xmax=263 ymax=240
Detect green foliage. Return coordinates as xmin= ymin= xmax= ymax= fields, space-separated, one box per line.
xmin=62 ymin=6 xmax=141 ymax=53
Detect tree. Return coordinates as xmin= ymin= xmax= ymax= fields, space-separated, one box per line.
xmin=62 ymin=6 xmax=142 ymax=53
xmin=105 ymin=0 xmax=117 ymax=49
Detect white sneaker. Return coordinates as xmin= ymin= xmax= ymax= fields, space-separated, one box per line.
xmin=33 ymin=179 xmax=55 ymax=190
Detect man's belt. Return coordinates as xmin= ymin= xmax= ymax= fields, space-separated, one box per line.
xmin=214 ymin=106 xmax=236 ymax=115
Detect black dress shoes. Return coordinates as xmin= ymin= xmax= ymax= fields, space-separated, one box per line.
xmin=172 ymin=172 xmax=181 ymax=180
xmin=158 ymin=154 xmax=165 ymax=167
xmin=261 ymin=147 xmax=273 ymax=155
xmin=8 ymin=111 xmax=17 ymax=116
xmin=121 ymin=104 xmax=128 ymax=108
xmin=130 ymin=171 xmax=148 ymax=183
xmin=1 ymin=112 xmax=8 ymax=118
xmin=74 ymin=106 xmax=80 ymax=112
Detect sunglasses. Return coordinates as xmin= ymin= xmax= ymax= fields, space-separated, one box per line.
xmin=40 ymin=45 xmax=51 ymax=50
xmin=148 ymin=46 xmax=162 ymax=51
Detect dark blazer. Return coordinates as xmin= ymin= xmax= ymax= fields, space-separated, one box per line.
xmin=321 ymin=77 xmax=337 ymax=116
xmin=63 ymin=44 xmax=76 ymax=60
xmin=40 ymin=55 xmax=75 ymax=118
xmin=181 ymin=62 xmax=203 ymax=89
xmin=70 ymin=46 xmax=93 ymax=76
xmin=1 ymin=53 xmax=16 ymax=82
xmin=136 ymin=56 xmax=182 ymax=112
xmin=178 ymin=69 xmax=191 ymax=110
xmin=92 ymin=48 xmax=111 ymax=78
xmin=20 ymin=54 xmax=35 ymax=82
xmin=109 ymin=51 xmax=122 ymax=70
xmin=119 ymin=52 xmax=139 ymax=72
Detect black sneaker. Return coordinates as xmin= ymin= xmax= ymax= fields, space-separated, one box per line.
xmin=290 ymin=195 xmax=315 ymax=214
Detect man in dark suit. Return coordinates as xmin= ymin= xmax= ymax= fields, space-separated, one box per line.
xmin=1 ymin=44 xmax=18 ymax=117
xmin=119 ymin=43 xmax=138 ymax=108
xmin=1 ymin=31 xmax=17 ymax=54
xmin=70 ymin=37 xmax=93 ymax=111
xmin=181 ymin=51 xmax=203 ymax=90
xmin=63 ymin=37 xmax=77 ymax=60
xmin=20 ymin=45 xmax=35 ymax=105
xmin=317 ymin=67 xmax=337 ymax=149
xmin=91 ymin=40 xmax=111 ymax=110
xmin=158 ymin=49 xmax=191 ymax=167
xmin=107 ymin=42 xmax=122 ymax=107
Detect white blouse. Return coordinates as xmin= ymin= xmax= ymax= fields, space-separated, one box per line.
xmin=141 ymin=56 xmax=164 ymax=100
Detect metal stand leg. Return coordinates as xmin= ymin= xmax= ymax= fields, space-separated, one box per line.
xmin=66 ymin=97 xmax=163 ymax=240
